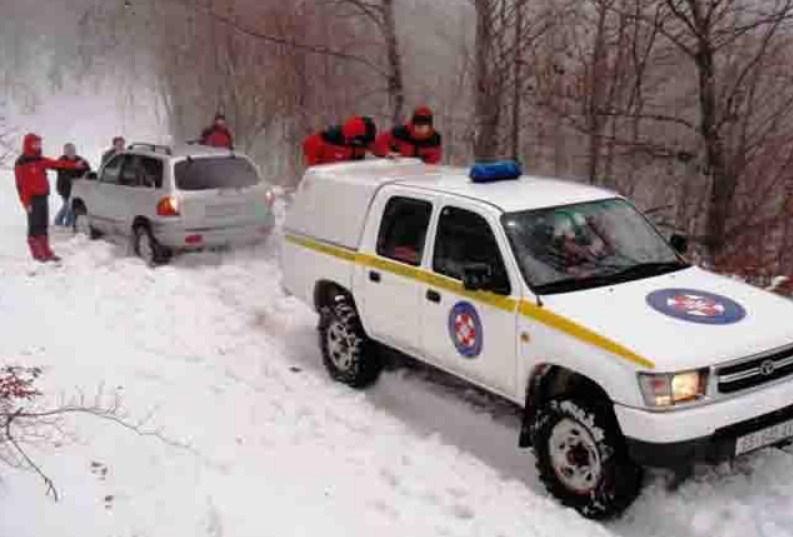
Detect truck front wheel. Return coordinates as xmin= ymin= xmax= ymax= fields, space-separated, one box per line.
xmin=533 ymin=398 xmax=642 ymax=519
xmin=319 ymin=297 xmax=381 ymax=388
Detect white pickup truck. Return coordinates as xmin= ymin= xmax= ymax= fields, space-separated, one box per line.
xmin=281 ymin=159 xmax=793 ymax=518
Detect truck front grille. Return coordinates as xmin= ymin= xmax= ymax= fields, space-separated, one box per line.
xmin=717 ymin=345 xmax=793 ymax=394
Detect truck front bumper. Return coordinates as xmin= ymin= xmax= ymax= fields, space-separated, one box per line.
xmin=624 ymin=402 xmax=793 ymax=468
xmin=615 ymin=376 xmax=793 ymax=468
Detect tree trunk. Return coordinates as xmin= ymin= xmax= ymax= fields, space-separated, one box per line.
xmin=696 ymin=39 xmax=734 ymax=258
xmin=474 ymin=0 xmax=501 ymax=160
xmin=510 ymin=0 xmax=526 ymax=161
xmin=381 ymin=0 xmax=404 ymax=124
xmin=586 ymin=3 xmax=609 ymax=185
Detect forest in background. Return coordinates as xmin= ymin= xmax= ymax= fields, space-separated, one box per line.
xmin=3 ymin=0 xmax=793 ymax=279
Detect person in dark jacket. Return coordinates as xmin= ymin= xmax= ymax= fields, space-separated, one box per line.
xmin=53 ymin=143 xmax=91 ymax=227
xmin=373 ymin=106 xmax=442 ymax=164
xmin=200 ymin=113 xmax=234 ymax=149
xmin=15 ymin=133 xmax=86 ymax=262
xmin=302 ymin=116 xmax=377 ymax=166
xmin=101 ymin=136 xmax=125 ymax=166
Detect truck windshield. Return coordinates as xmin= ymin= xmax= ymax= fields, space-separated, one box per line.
xmin=175 ymin=157 xmax=260 ymax=191
xmin=502 ymin=198 xmax=688 ymax=295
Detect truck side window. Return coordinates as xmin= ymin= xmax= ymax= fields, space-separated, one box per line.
xmin=433 ymin=206 xmax=511 ymax=294
xmin=376 ymin=196 xmax=433 ymax=266
xmin=101 ymin=155 xmax=124 ymax=185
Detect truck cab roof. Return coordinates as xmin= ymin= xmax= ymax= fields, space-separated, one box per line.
xmin=287 ymin=159 xmax=619 ymax=251
xmin=307 ymin=158 xmax=617 ymax=213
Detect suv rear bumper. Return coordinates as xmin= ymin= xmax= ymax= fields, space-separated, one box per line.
xmin=153 ymin=216 xmax=275 ymax=250
xmin=625 ymin=402 xmax=793 ymax=468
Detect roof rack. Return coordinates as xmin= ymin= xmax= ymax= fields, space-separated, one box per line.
xmin=127 ymin=143 xmax=172 ymax=156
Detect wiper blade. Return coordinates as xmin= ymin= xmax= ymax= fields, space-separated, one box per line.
xmin=534 ymin=261 xmax=690 ymax=295
xmin=533 ymin=274 xmax=617 ymax=294
xmin=610 ymin=261 xmax=690 ymax=278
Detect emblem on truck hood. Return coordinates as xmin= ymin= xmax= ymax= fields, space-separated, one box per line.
xmin=448 ymin=302 xmax=484 ymax=358
xmin=646 ymin=288 xmax=747 ymax=325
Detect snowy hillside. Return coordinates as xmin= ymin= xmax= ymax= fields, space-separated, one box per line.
xmin=1 ymin=171 xmax=793 ymax=537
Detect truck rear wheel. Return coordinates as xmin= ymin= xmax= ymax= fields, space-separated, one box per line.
xmin=319 ymin=297 xmax=381 ymax=388
xmin=533 ymin=398 xmax=642 ymax=519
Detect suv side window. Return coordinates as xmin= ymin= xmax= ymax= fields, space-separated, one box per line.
xmin=376 ymin=196 xmax=433 ymax=266
xmin=120 ymin=156 xmax=163 ymax=188
xmin=433 ymin=206 xmax=511 ymax=294
xmin=101 ymin=155 xmax=123 ymax=185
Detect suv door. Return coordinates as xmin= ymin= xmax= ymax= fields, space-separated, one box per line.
xmin=359 ymin=192 xmax=436 ymax=355
xmin=421 ymin=200 xmax=519 ymax=397
xmin=116 ymin=154 xmax=164 ymax=232
xmin=92 ymin=154 xmax=124 ymax=234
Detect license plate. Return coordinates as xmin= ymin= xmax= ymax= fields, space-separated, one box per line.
xmin=735 ymin=418 xmax=793 ymax=455
xmin=206 ymin=203 xmax=249 ymax=218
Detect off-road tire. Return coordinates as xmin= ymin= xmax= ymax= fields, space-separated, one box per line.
xmin=533 ymin=398 xmax=643 ymax=519
xmin=319 ymin=297 xmax=381 ymax=388
xmin=72 ymin=208 xmax=101 ymax=240
xmin=133 ymin=225 xmax=171 ymax=267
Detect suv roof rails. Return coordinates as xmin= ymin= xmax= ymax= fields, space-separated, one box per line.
xmin=128 ymin=143 xmax=172 ymax=156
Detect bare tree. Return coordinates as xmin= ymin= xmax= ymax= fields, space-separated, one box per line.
xmin=640 ymin=0 xmax=793 ymax=258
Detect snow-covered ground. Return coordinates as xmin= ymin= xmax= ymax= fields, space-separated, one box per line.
xmin=2 ymin=171 xmax=793 ymax=535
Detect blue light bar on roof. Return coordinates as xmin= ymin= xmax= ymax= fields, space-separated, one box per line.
xmin=469 ymin=160 xmax=523 ymax=183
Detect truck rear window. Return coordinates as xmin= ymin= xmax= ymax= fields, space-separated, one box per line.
xmin=174 ymin=158 xmax=260 ymax=191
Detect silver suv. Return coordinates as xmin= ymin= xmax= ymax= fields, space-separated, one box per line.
xmin=71 ymin=143 xmax=276 ymax=265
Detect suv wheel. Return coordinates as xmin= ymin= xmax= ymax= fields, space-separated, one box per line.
xmin=133 ymin=225 xmax=171 ymax=266
xmin=533 ymin=398 xmax=642 ymax=519
xmin=319 ymin=297 xmax=381 ymax=388
xmin=72 ymin=210 xmax=101 ymax=240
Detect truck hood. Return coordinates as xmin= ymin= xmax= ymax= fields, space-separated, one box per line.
xmin=540 ymin=266 xmax=793 ymax=371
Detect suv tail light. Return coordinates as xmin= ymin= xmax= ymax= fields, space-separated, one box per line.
xmin=264 ymin=189 xmax=275 ymax=208
xmin=157 ymin=196 xmax=180 ymax=217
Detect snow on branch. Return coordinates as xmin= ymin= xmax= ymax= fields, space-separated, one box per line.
xmin=0 ymin=366 xmax=198 ymax=501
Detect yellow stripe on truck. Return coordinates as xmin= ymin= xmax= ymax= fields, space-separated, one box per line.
xmin=517 ymin=301 xmax=656 ymax=369
xmin=285 ymin=233 xmax=358 ymax=262
xmin=285 ymin=233 xmax=655 ymax=369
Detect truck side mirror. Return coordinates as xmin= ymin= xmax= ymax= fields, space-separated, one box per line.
xmin=670 ymin=233 xmax=688 ymax=255
xmin=462 ymin=263 xmax=493 ymax=292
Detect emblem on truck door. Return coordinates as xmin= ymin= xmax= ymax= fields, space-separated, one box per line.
xmin=448 ymin=302 xmax=484 ymax=358
xmin=646 ymin=288 xmax=747 ymax=325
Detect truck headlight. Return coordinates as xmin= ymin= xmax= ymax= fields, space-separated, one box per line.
xmin=638 ymin=370 xmax=708 ymax=408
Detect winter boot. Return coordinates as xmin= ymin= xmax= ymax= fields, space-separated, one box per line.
xmin=38 ymin=236 xmax=61 ymax=263
xmin=27 ymin=237 xmax=46 ymax=262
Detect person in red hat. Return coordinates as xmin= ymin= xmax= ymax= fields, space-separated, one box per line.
xmin=302 ymin=116 xmax=377 ymax=166
xmin=14 ymin=133 xmax=87 ymax=262
xmin=200 ymin=113 xmax=234 ymax=149
xmin=374 ymin=106 xmax=443 ymax=164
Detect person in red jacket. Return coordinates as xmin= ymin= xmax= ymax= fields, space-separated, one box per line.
xmin=14 ymin=133 xmax=86 ymax=262
xmin=303 ymin=116 xmax=377 ymax=166
xmin=200 ymin=113 xmax=234 ymax=149
xmin=373 ymin=106 xmax=442 ymax=164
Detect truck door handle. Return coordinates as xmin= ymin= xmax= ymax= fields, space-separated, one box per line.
xmin=369 ymin=271 xmax=381 ymax=283
xmin=426 ymin=289 xmax=441 ymax=303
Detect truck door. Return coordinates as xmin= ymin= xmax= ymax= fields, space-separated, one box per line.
xmin=420 ymin=200 xmax=519 ymax=398
xmin=359 ymin=191 xmax=436 ymax=355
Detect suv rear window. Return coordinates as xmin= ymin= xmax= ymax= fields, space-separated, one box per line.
xmin=174 ymin=158 xmax=260 ymax=191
